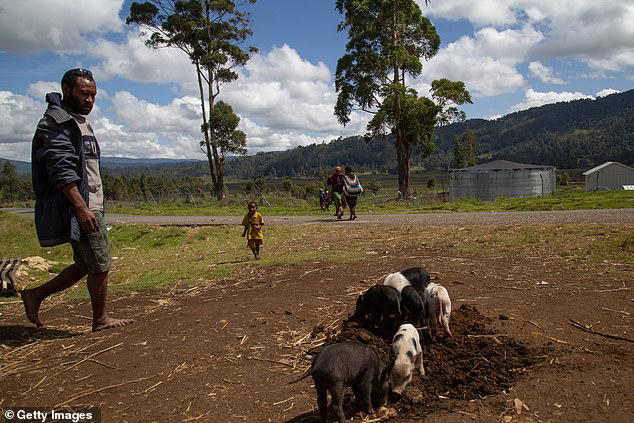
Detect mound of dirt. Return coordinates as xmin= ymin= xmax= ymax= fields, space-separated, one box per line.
xmin=319 ymin=305 xmax=545 ymax=420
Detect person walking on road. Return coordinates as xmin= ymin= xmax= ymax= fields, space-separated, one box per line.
xmin=21 ymin=68 xmax=133 ymax=332
xmin=343 ymin=166 xmax=363 ymax=220
xmin=327 ymin=166 xmax=346 ymax=219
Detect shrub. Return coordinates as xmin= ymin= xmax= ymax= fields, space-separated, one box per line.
xmin=556 ymin=172 xmax=570 ymax=186
xmin=366 ymin=180 xmax=382 ymax=194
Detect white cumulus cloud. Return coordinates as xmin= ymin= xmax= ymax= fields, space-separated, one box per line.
xmin=528 ymin=61 xmax=565 ymax=84
xmin=424 ymin=0 xmax=634 ymax=74
xmin=0 ymin=0 xmax=124 ymax=53
xmin=421 ymin=25 xmax=543 ymax=96
xmin=508 ymin=88 xmax=593 ymax=113
xmin=27 ymin=81 xmax=61 ymax=99
xmin=90 ymin=30 xmax=196 ymax=90
xmin=595 ymin=88 xmax=620 ymax=97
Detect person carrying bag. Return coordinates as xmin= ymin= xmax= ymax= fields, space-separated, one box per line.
xmin=343 ymin=166 xmax=363 ymax=220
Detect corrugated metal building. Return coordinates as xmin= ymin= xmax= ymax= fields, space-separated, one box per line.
xmin=450 ymin=160 xmax=556 ymax=201
xmin=582 ymin=162 xmax=634 ymax=191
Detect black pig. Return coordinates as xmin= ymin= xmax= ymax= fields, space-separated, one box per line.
xmin=351 ymin=284 xmax=401 ymax=332
xmin=290 ymin=343 xmax=392 ymax=423
xmin=400 ymin=285 xmax=424 ymax=327
xmin=399 ymin=266 xmax=431 ymax=291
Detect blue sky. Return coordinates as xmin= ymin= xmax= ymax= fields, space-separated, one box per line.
xmin=1 ymin=0 xmax=632 ymax=162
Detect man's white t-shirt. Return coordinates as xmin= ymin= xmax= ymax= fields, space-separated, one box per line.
xmin=71 ymin=113 xmax=104 ymax=211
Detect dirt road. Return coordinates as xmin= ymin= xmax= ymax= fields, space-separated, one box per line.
xmin=4 ymin=207 xmax=634 ymax=226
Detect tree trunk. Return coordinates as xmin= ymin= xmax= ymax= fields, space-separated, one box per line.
xmin=202 ymin=0 xmax=224 ymax=200
xmin=217 ymin=156 xmax=225 ymax=199
xmin=395 ymin=135 xmax=411 ymax=198
xmin=391 ymin=6 xmax=410 ymax=199
xmin=195 ymin=61 xmax=217 ymax=192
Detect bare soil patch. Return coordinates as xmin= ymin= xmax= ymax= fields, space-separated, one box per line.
xmin=1 ymin=223 xmax=632 ymax=423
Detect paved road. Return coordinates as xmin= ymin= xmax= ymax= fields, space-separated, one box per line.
xmin=4 ymin=207 xmax=633 ymax=226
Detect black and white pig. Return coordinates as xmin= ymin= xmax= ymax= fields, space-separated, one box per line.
xmin=422 ymin=282 xmax=452 ymax=339
xmin=289 ymin=342 xmax=392 ymax=423
xmin=390 ymin=323 xmax=425 ymax=396
xmin=400 ymin=285 xmax=424 ymax=327
xmin=383 ymin=266 xmax=431 ymax=293
xmin=399 ymin=266 xmax=431 ymax=291
xmin=351 ymin=284 xmax=401 ymax=332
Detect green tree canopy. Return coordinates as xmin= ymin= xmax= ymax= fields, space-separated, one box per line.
xmin=453 ymin=127 xmax=477 ymax=168
xmin=334 ymin=0 xmax=471 ymax=197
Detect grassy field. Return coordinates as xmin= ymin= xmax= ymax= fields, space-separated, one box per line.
xmin=107 ymin=185 xmax=634 ymax=216
xmin=1 ymin=210 xmax=632 ymax=304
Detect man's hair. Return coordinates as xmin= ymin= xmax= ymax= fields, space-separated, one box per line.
xmin=61 ymin=68 xmax=94 ymax=89
xmin=248 ymin=201 xmax=258 ymax=208
xmin=345 ymin=166 xmax=353 ymax=173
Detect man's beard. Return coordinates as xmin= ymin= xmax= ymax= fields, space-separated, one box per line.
xmin=65 ymin=93 xmax=91 ymax=115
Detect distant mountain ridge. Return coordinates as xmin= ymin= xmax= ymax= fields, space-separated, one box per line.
xmin=224 ymin=89 xmax=633 ymax=177
xmin=3 ymin=89 xmax=632 ymax=178
xmin=2 ymin=157 xmax=205 ymax=176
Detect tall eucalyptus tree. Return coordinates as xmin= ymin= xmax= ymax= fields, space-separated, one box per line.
xmin=127 ymin=0 xmax=256 ymax=199
xmin=335 ymin=0 xmax=471 ymax=197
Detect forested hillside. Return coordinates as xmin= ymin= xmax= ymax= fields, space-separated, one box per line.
xmin=223 ymin=89 xmax=633 ymax=176
xmin=435 ymin=89 xmax=633 ymax=169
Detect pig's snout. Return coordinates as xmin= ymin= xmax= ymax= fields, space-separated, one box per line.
xmin=391 ymin=388 xmax=402 ymax=396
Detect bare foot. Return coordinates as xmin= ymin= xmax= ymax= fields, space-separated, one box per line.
xmin=21 ymin=289 xmax=43 ymax=327
xmin=92 ymin=316 xmax=134 ymax=332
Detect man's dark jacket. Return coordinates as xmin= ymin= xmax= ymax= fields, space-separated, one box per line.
xmin=31 ymin=92 xmax=90 ymax=247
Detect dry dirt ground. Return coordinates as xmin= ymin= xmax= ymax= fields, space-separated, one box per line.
xmin=1 ymin=223 xmax=632 ymax=423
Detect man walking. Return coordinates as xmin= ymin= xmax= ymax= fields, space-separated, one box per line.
xmin=21 ymin=68 xmax=133 ymax=331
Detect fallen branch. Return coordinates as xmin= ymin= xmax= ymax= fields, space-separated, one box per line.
xmin=292 ymin=333 xmax=311 ymax=346
xmin=568 ymin=319 xmax=634 ymax=343
xmin=299 ymin=269 xmax=320 ymax=279
xmin=601 ymin=307 xmax=630 ymax=316
xmin=539 ymin=334 xmax=569 ymax=345
xmin=22 ymin=376 xmax=46 ymax=395
xmin=144 ymin=380 xmax=163 ymax=394
xmin=272 ymin=396 xmax=294 ymax=406
xmin=594 ymin=287 xmax=630 ymax=293
xmin=54 ymin=374 xmax=159 ymax=407
xmin=526 ymin=321 xmax=543 ymax=330
xmin=87 ymin=358 xmax=117 ymax=370
xmin=62 ymin=342 xmax=123 ymax=372
xmin=182 ymin=411 xmax=212 ymax=422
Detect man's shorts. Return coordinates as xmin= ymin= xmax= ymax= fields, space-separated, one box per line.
xmin=71 ymin=210 xmax=112 ymax=274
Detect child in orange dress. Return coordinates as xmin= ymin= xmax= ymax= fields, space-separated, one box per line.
xmin=241 ymin=202 xmax=264 ymax=259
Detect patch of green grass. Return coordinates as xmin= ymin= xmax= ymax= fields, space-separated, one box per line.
xmin=621 ymin=235 xmax=634 ymax=253
xmin=2 ymin=209 xmax=632 ymax=303
xmin=450 ymin=224 xmax=634 ymax=272
xmin=107 ymin=186 xmax=633 ymax=216
xmin=0 ymin=212 xmax=73 ymax=262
